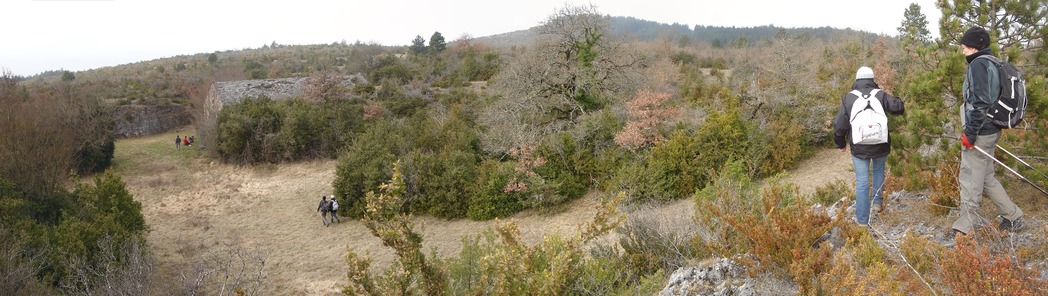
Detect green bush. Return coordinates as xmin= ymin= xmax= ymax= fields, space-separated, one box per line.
xmin=406 ymin=149 xmax=478 ymax=219
xmin=532 ymin=133 xmax=592 ymax=207
xmin=216 ymin=96 xmax=282 ymax=163
xmin=812 ymin=179 xmax=852 ymax=206
xmin=49 ymin=171 xmax=147 ymax=288
xmin=366 ymin=55 xmax=415 ymax=84
xmin=278 ymin=99 xmax=329 ymax=160
xmin=332 ymin=121 xmax=403 ymax=218
xmin=216 ymin=97 xmax=366 ymax=164
xmin=639 ymin=128 xmax=703 ymax=201
xmin=467 ymin=160 xmax=523 ymax=220
xmin=76 ymin=136 xmax=115 ymax=174
xmin=317 ymin=99 xmax=366 ymax=156
xmin=692 ymin=108 xmax=752 ymax=182
xmin=756 ymin=113 xmax=808 ymax=176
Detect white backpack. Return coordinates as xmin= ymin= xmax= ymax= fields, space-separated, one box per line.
xmin=848 ymin=89 xmax=888 ymax=145
xmin=331 ymin=197 xmax=339 ymax=211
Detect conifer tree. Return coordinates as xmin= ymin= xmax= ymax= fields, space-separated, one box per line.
xmin=428 ymin=31 xmax=446 ymax=54
xmin=890 ymin=0 xmax=1046 ymax=189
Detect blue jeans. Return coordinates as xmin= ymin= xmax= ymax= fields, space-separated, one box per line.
xmin=853 ymin=155 xmax=886 ymax=225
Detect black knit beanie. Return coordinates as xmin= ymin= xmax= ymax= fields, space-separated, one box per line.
xmin=960 ymin=26 xmax=990 ymax=50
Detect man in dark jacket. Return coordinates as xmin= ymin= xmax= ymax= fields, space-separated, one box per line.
xmin=833 ymin=66 xmax=905 ymax=226
xmin=952 ymin=26 xmax=1023 ymax=236
xmin=317 ymin=195 xmax=330 ymax=227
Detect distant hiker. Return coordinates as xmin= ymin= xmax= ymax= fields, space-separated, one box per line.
xmin=183 ymin=136 xmax=190 ymax=147
xmin=833 ymin=66 xmax=905 ymax=226
xmin=175 ymin=135 xmax=181 ymax=150
xmin=329 ymin=195 xmax=341 ymax=224
xmin=317 ymin=195 xmax=331 ymax=227
xmin=189 ymin=136 xmax=195 ymax=146
xmin=952 ymin=26 xmax=1023 ymax=236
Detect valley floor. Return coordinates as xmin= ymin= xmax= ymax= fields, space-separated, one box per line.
xmin=113 ymin=129 xmax=1047 ymax=295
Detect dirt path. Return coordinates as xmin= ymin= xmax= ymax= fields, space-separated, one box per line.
xmin=118 ymin=132 xmax=852 ymax=295
xmin=781 ymin=148 xmax=855 ymax=195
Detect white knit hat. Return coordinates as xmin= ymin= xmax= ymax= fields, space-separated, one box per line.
xmin=855 ymin=66 xmax=874 ymax=80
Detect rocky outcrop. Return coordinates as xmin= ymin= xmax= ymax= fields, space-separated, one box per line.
xmin=113 ymin=104 xmax=190 ymax=138
xmin=660 ymin=258 xmax=753 ymax=296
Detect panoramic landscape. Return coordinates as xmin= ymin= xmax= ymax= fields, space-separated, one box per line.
xmin=3 ymin=1 xmax=1048 ymax=295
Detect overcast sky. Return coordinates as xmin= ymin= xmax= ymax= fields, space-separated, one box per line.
xmin=1 ymin=0 xmax=940 ymax=76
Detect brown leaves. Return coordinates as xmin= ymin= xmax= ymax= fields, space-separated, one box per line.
xmin=614 ymin=89 xmax=679 ymax=151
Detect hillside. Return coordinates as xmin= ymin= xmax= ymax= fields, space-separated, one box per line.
xmin=113 ymin=126 xmax=1048 ymax=294
xmin=8 ymin=5 xmax=1047 ymax=293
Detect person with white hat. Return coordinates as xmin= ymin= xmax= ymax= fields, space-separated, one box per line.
xmin=833 ymin=66 xmax=905 ymax=226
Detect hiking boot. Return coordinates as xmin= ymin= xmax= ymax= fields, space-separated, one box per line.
xmin=999 ymin=217 xmax=1024 ymax=232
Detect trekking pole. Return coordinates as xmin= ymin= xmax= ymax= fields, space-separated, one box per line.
xmin=972 ymin=145 xmax=1048 ymax=197
xmin=996 ymin=144 xmax=1048 ymax=181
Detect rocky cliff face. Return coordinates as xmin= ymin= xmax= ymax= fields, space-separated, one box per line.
xmin=113 ymin=104 xmax=190 ymax=138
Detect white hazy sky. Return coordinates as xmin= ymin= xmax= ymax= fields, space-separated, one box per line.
xmin=1 ymin=0 xmax=940 ymax=76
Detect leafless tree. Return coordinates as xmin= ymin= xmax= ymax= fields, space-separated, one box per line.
xmin=0 ymin=227 xmax=52 ymax=295
xmin=60 ymin=236 xmax=156 ymax=296
xmin=175 ymin=240 xmax=267 ymax=296
xmin=480 ymin=4 xmax=643 ymax=154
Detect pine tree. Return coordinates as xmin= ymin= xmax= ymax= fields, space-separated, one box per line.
xmin=889 ymin=0 xmax=1047 ymax=190
xmin=428 ymin=31 xmax=446 ymax=54
xmin=410 ymin=35 xmax=427 ymax=55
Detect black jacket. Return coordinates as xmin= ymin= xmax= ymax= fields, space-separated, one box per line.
xmin=833 ymin=79 xmax=905 ymax=159
xmin=962 ymin=48 xmax=1002 ymax=139
xmin=318 ymin=199 xmax=329 ymax=212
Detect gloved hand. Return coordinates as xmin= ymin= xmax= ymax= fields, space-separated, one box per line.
xmin=961 ymin=134 xmax=975 ymax=149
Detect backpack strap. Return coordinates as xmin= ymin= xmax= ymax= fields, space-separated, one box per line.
xmin=848 ymin=89 xmax=884 ymax=122
xmin=849 ymin=89 xmax=880 ymax=99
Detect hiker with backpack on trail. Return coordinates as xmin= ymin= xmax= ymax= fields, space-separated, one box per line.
xmin=950 ymin=26 xmax=1025 ymax=237
xmin=833 ymin=66 xmax=905 ymax=227
xmin=329 ymin=195 xmax=341 ymax=224
xmin=317 ymin=195 xmax=331 ymax=227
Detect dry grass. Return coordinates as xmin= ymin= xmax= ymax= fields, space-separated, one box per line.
xmin=116 ymin=127 xmax=1048 ymax=295
xmin=114 ymin=130 xmax=614 ymax=295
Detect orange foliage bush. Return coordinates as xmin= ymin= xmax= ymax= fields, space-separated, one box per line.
xmin=925 ymin=160 xmax=960 ymax=216
xmin=614 ymin=89 xmax=679 ymax=151
xmin=938 ymin=234 xmax=1044 ymax=295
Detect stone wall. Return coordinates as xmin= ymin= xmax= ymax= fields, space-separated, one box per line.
xmin=113 ymin=104 xmax=191 ymax=138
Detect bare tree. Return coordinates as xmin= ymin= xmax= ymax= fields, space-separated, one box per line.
xmin=0 ymin=227 xmax=52 ymax=295
xmin=175 ymin=239 xmax=267 ymax=296
xmin=0 ymin=79 xmax=77 ymax=209
xmin=60 ymin=236 xmax=156 ymax=296
xmin=480 ymin=4 xmax=643 ymax=153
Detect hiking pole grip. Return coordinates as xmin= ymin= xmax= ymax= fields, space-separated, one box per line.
xmin=973 ymin=145 xmax=1048 ymax=197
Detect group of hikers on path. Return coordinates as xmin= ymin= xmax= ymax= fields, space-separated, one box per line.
xmin=317 ymin=195 xmax=341 ymax=227
xmin=834 ymin=26 xmax=1030 ymax=244
xmin=175 ymin=135 xmax=195 ymax=150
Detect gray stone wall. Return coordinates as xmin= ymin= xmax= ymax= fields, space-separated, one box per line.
xmin=113 ymin=105 xmax=191 ymax=138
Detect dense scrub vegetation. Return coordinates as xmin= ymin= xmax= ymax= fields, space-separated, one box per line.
xmin=336 ymin=2 xmax=1048 ymax=295
xmin=1 ymin=72 xmax=145 ymax=293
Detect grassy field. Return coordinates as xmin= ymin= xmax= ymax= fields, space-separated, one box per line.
xmin=114 ymin=128 xmax=1048 ymax=295
xmin=113 ymin=128 xmax=650 ymax=295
